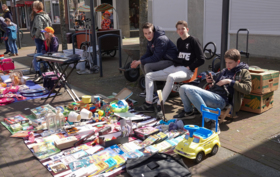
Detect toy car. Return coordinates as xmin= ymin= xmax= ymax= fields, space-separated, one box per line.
xmin=174 ymin=105 xmax=221 ymax=163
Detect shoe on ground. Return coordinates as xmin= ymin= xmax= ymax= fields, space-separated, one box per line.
xmin=9 ymin=53 xmax=16 ymax=56
xmin=34 ymin=75 xmax=43 ymax=83
xmin=134 ymin=103 xmax=154 ymax=113
xmin=4 ymin=51 xmax=9 ymax=54
xmin=209 ymin=120 xmax=220 ymax=134
xmin=173 ymin=109 xmax=195 ymax=119
xmin=16 ymin=54 xmax=18 ymax=56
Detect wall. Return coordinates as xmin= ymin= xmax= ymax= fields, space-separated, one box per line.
xmin=116 ymin=0 xmax=130 ymax=38
xmin=187 ymin=0 xmax=204 ymax=44
xmin=229 ymin=34 xmax=280 ymax=59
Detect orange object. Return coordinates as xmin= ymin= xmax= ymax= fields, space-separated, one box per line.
xmin=182 ymin=68 xmax=198 ymax=84
xmin=0 ymin=83 xmax=7 ymax=87
xmin=41 ymin=27 xmax=55 ymax=34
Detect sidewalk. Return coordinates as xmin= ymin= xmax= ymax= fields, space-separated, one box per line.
xmin=1 ymin=38 xmax=280 ymax=176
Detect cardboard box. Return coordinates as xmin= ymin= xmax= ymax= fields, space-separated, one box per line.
xmin=241 ymin=91 xmax=274 ymax=113
xmin=250 ymin=69 xmax=279 ymax=94
xmin=54 ymin=136 xmax=78 ymax=149
xmin=103 ymin=88 xmax=133 ymax=103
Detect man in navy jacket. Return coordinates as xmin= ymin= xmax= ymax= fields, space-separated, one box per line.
xmin=131 ymin=22 xmax=178 ymax=98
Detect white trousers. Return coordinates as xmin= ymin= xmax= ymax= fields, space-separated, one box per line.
xmin=145 ymin=65 xmax=193 ymax=105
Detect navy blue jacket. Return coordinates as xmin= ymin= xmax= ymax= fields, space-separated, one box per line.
xmin=41 ymin=36 xmax=59 ymax=54
xmin=0 ymin=17 xmax=8 ymax=33
xmin=140 ymin=26 xmax=178 ymax=65
xmin=3 ymin=9 xmax=13 ymax=22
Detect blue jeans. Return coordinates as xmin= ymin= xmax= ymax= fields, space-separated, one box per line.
xmin=179 ymin=85 xmax=226 ymax=121
xmin=33 ymin=53 xmax=48 ymax=74
xmin=8 ymin=39 xmax=18 ymax=54
xmin=5 ymin=39 xmax=10 ymax=52
xmin=35 ymin=38 xmax=44 ymax=53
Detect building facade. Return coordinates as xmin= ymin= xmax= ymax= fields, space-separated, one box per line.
xmin=149 ymin=0 xmax=280 ymax=59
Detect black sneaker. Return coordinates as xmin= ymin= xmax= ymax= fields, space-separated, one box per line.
xmin=134 ymin=103 xmax=154 ymax=113
xmin=4 ymin=51 xmax=9 ymax=54
xmin=153 ymin=95 xmax=159 ymax=104
xmin=209 ymin=120 xmax=220 ymax=134
xmin=173 ymin=110 xmax=195 ymax=119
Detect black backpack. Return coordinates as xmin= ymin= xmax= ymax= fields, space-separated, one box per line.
xmin=126 ymin=153 xmax=192 ymax=177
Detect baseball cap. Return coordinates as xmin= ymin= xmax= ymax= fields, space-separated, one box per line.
xmin=41 ymin=27 xmax=55 ymax=34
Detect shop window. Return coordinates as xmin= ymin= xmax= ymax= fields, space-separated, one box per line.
xmin=68 ymin=0 xmax=86 ymax=30
xmin=44 ymin=0 xmax=60 ymax=24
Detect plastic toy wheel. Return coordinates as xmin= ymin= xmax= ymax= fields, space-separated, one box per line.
xmin=124 ymin=62 xmax=140 ymax=82
xmin=203 ymin=42 xmax=217 ymax=60
xmin=210 ymin=145 xmax=219 ymax=156
xmin=195 ymin=152 xmax=204 ymax=164
xmin=138 ymin=75 xmax=145 ymax=90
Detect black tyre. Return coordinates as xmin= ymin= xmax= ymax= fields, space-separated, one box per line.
xmin=195 ymin=152 xmax=204 ymax=164
xmin=138 ymin=75 xmax=145 ymax=90
xmin=210 ymin=145 xmax=219 ymax=156
xmin=124 ymin=62 xmax=140 ymax=82
xmin=109 ymin=50 xmax=116 ymax=57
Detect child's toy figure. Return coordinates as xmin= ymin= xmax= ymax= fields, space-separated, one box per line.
xmin=4 ymin=18 xmax=18 ymax=56
xmin=101 ymin=11 xmax=111 ymax=30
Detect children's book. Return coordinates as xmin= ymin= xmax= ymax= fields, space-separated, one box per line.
xmin=69 ymin=160 xmax=86 ymax=172
xmin=145 ymin=145 xmax=159 ymax=153
xmin=4 ymin=114 xmax=29 ymax=125
xmin=109 ymin=144 xmax=130 ymax=160
xmin=71 ymin=150 xmax=88 ymax=159
xmin=50 ymin=162 xmax=68 ymax=173
xmin=141 ymin=135 xmax=159 ymax=147
xmin=104 ymin=157 xmax=117 ymax=172
xmin=61 ymin=155 xmax=76 ymax=165
xmin=33 ymin=142 xmax=61 ymax=160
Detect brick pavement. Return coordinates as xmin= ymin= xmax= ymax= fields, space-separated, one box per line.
xmin=1 ymin=40 xmax=280 ymax=176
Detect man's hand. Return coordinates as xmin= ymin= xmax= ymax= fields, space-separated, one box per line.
xmin=216 ymin=79 xmax=232 ymax=86
xmin=206 ymin=74 xmax=213 ymax=84
xmin=131 ymin=60 xmax=140 ymax=68
xmin=4 ymin=37 xmax=8 ymax=41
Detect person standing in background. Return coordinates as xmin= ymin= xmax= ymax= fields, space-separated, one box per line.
xmin=31 ymin=1 xmax=52 ymax=53
xmin=2 ymin=4 xmax=13 ymax=21
xmin=1 ymin=4 xmax=12 ymax=55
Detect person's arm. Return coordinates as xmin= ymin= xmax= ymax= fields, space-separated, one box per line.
xmin=51 ymin=37 xmax=59 ymax=52
xmin=140 ymin=44 xmax=153 ymax=60
xmin=141 ymin=36 xmax=168 ymax=65
xmin=231 ymin=69 xmax=252 ymax=94
xmin=35 ymin=16 xmax=43 ymax=38
xmin=188 ymin=38 xmax=205 ymax=71
xmin=8 ymin=12 xmax=13 ymax=22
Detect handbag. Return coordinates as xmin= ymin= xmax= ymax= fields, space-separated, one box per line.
xmin=0 ymin=58 xmax=15 ymax=71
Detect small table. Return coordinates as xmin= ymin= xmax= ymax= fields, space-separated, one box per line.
xmin=36 ymin=55 xmax=81 ymax=102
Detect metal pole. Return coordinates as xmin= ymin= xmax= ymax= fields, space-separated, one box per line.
xmin=89 ymin=0 xmax=97 ymax=68
xmin=13 ymin=0 xmax=21 ymax=49
xmin=220 ymin=0 xmax=230 ymax=69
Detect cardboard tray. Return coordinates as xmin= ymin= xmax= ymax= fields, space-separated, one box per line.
xmin=103 ymin=88 xmax=133 ymax=103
